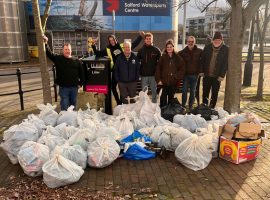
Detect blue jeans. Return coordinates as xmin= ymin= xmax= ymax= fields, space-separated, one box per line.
xmin=141 ymin=76 xmax=157 ymax=103
xmin=182 ymin=75 xmax=198 ymax=108
xmin=59 ymin=86 xmax=78 ymax=110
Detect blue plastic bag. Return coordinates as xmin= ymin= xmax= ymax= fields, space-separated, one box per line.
xmin=121 ymin=131 xmax=152 ymax=143
xmin=123 ymin=144 xmax=156 ymax=160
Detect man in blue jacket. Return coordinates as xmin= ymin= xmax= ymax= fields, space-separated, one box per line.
xmin=114 ymin=41 xmax=140 ymax=104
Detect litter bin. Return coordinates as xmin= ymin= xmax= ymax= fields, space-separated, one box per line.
xmin=81 ymin=56 xmax=112 ymax=115
xmin=28 ymin=46 xmax=38 ymax=58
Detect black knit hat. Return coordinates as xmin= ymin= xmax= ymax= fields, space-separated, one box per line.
xmin=213 ymin=32 xmax=223 ymax=40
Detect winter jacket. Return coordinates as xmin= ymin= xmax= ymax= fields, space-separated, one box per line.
xmin=114 ymin=52 xmax=140 ymax=83
xmin=45 ymin=44 xmax=84 ymax=87
xmin=92 ymin=35 xmax=142 ymax=69
xmin=178 ymin=45 xmax=202 ymax=75
xmin=201 ymin=43 xmax=229 ymax=78
xmin=137 ymin=44 xmax=161 ymax=76
xmin=155 ymin=52 xmax=185 ymax=86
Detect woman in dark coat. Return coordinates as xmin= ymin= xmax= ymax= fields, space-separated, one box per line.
xmin=155 ymin=39 xmax=185 ymax=107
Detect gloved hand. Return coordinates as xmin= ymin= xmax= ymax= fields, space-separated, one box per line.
xmin=217 ymin=77 xmax=224 ymax=82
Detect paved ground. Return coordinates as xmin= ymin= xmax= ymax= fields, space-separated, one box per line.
xmin=0 ymin=62 xmax=270 ymax=199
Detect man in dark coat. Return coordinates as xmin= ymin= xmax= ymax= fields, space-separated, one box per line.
xmin=43 ymin=36 xmax=84 ymax=111
xmin=178 ymin=36 xmax=202 ymax=110
xmin=114 ymin=41 xmax=140 ymax=104
xmin=200 ymin=31 xmax=229 ymax=108
xmin=91 ymin=32 xmax=144 ymax=105
xmin=137 ymin=32 xmax=161 ymax=103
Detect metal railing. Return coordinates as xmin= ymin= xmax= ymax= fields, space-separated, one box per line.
xmin=0 ymin=66 xmax=57 ymax=110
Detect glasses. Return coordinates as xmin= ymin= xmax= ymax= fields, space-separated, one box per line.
xmin=187 ymin=41 xmax=194 ymax=43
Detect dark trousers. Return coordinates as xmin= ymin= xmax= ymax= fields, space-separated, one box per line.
xmin=111 ymin=71 xmax=121 ymax=105
xmin=202 ymin=76 xmax=221 ymax=108
xmin=59 ymin=86 xmax=78 ymax=110
xmin=118 ymin=82 xmax=137 ymax=104
xmin=182 ymin=75 xmax=198 ymax=108
xmin=160 ymin=85 xmax=176 ymax=107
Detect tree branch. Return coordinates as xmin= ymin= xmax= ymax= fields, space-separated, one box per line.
xmin=177 ymin=0 xmax=192 ymax=10
xmin=243 ymin=0 xmax=267 ymax=29
xmin=226 ymin=0 xmax=233 ymax=6
xmin=200 ymin=0 xmax=218 ymax=13
xmin=41 ymin=0 xmax=52 ymax=32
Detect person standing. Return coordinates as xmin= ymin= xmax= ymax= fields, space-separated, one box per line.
xmin=137 ymin=32 xmax=161 ymax=103
xmin=114 ymin=41 xmax=140 ymax=104
xmin=43 ymin=36 xmax=84 ymax=111
xmin=178 ymin=36 xmax=202 ymax=110
xmin=201 ymin=31 xmax=229 ymax=108
xmin=91 ymin=32 xmax=144 ymax=105
xmin=155 ymin=39 xmax=185 ymax=107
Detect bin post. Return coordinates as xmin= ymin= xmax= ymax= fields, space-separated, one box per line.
xmin=16 ymin=68 xmax=24 ymax=110
xmin=52 ymin=65 xmax=57 ymax=102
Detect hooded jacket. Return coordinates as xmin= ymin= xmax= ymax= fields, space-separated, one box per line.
xmin=114 ymin=52 xmax=140 ymax=83
xmin=155 ymin=52 xmax=185 ymax=86
xmin=178 ymin=45 xmax=202 ymax=75
xmin=137 ymin=44 xmax=161 ymax=76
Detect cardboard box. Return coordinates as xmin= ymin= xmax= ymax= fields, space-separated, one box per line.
xmin=234 ymin=123 xmax=261 ymax=140
xmin=219 ymin=136 xmax=262 ymax=164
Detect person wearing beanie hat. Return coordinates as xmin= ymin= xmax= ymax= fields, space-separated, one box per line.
xmin=91 ymin=31 xmax=145 ymax=105
xmin=213 ymin=31 xmax=223 ymax=40
xmin=200 ymin=31 xmax=229 ymax=108
xmin=155 ymin=39 xmax=185 ymax=107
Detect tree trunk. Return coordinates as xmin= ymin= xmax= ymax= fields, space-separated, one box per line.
xmin=257 ymin=40 xmax=264 ymax=99
xmin=32 ymin=0 xmax=52 ymax=104
xmin=224 ymin=0 xmax=243 ymax=113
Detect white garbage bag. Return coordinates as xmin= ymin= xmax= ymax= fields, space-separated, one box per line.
xmin=52 ymin=145 xmax=87 ymax=169
xmin=96 ymin=126 xmax=121 ymax=141
xmin=215 ymin=107 xmax=229 ymax=119
xmin=175 ymin=134 xmax=213 ymax=171
xmin=173 ymin=114 xmax=208 ymax=133
xmin=42 ymin=155 xmax=84 ymax=188
xmin=57 ymin=106 xmax=78 ymax=127
xmin=114 ymin=115 xmax=134 ymax=140
xmin=138 ymin=126 xmax=154 ymax=136
xmin=67 ymin=129 xmax=96 ymax=151
xmin=0 ymin=122 xmax=39 ymax=164
xmin=25 ymin=114 xmax=46 ymax=136
xmin=37 ymin=103 xmax=58 ymax=126
xmin=87 ymin=137 xmax=120 ymax=168
xmin=37 ymin=134 xmax=66 ymax=152
xmin=151 ymin=125 xmax=192 ymax=151
xmin=17 ymin=141 xmax=50 ymax=177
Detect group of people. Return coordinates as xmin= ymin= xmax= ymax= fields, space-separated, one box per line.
xmin=43 ymin=31 xmax=229 ymax=112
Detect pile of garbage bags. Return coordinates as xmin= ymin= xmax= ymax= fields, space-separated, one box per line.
xmin=0 ymin=89 xmax=260 ymax=188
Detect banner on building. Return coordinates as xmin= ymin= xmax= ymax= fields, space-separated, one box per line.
xmin=103 ymin=0 xmax=170 ymax=16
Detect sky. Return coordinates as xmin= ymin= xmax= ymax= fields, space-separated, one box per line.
xmin=178 ymin=0 xmax=229 ymax=24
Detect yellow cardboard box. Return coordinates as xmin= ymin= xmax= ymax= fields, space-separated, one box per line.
xmin=219 ymin=136 xmax=262 ymax=164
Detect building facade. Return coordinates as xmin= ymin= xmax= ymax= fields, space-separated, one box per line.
xmin=26 ymin=0 xmax=179 ymax=55
xmin=186 ymin=7 xmax=230 ymax=38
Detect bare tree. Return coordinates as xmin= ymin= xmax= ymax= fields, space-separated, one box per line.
xmin=178 ymin=0 xmax=266 ymax=113
xmin=32 ymin=0 xmax=52 ymax=104
xmin=256 ymin=1 xmax=270 ymax=99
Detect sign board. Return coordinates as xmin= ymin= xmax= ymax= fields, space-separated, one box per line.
xmin=103 ymin=0 xmax=170 ymax=16
xmin=83 ymin=57 xmax=110 ymax=94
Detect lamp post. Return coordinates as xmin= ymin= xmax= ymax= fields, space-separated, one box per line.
xmin=182 ymin=3 xmax=186 ymax=49
xmin=243 ymin=17 xmax=255 ymax=86
xmin=112 ymin=10 xmax=115 ymax=35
